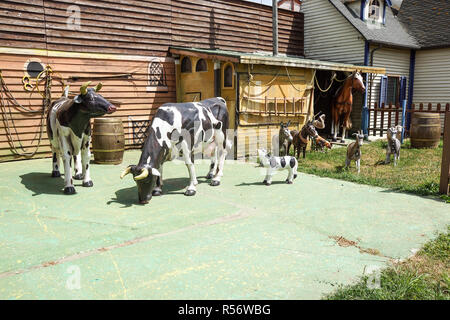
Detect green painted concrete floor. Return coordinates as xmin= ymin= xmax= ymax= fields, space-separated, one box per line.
xmin=0 ymin=150 xmax=449 ymax=299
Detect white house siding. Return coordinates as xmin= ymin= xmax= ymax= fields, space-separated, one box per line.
xmin=302 ymin=0 xmax=365 ymax=64
xmin=302 ymin=0 xmax=367 ymax=132
xmin=368 ymin=46 xmax=411 ymax=136
xmin=413 ymin=48 xmax=450 ymax=132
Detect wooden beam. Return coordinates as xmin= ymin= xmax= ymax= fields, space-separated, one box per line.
xmin=169 ymin=48 xmax=239 ymax=63
xmin=440 ymin=111 xmax=450 ymax=195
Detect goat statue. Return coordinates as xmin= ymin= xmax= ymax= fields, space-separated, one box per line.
xmin=345 ymin=130 xmax=364 ymax=174
xmin=385 ymin=125 xmax=402 ymax=166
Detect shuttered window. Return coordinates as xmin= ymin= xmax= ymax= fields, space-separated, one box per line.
xmin=379 ymin=75 xmax=388 ymax=107
xmin=379 ymin=75 xmax=407 ymax=106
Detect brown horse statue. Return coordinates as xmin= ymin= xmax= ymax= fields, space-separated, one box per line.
xmin=331 ymin=71 xmax=365 ymax=143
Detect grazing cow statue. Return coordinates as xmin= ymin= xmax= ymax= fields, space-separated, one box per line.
xmin=120 ymin=97 xmax=230 ymax=204
xmin=272 ymin=121 xmax=293 ymax=156
xmin=47 ymin=82 xmax=117 ymax=194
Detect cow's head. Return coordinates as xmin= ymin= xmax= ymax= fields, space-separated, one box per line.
xmin=74 ymin=82 xmax=117 ymax=117
xmin=120 ymin=165 xmax=161 ymax=204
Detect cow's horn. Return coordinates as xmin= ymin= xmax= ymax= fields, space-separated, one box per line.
xmin=80 ymin=81 xmax=91 ymax=95
xmin=94 ymin=82 xmax=103 ymax=92
xmin=120 ymin=166 xmax=131 ymax=179
xmin=134 ymin=168 xmax=149 ymax=181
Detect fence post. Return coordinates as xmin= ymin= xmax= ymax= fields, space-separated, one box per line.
xmin=401 ymin=99 xmax=407 ymax=143
xmin=440 ymin=111 xmax=450 ymax=195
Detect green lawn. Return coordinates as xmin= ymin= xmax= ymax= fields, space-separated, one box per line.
xmin=296 ymin=139 xmax=448 ymax=201
xmin=324 ymin=226 xmax=450 ymax=300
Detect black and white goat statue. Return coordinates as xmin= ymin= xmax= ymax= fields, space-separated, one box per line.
xmin=257 ymin=149 xmax=298 ymax=186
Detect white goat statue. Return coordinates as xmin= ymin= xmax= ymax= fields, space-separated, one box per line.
xmin=345 ymin=130 xmax=364 ymax=174
xmin=257 ymin=149 xmax=298 ymax=185
xmin=385 ymin=125 xmax=402 ymax=166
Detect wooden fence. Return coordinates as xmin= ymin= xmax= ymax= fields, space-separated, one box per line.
xmin=440 ymin=111 xmax=450 ymax=196
xmin=368 ymin=102 xmax=450 ymax=138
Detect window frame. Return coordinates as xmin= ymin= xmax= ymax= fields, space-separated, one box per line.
xmin=181 ymin=56 xmax=192 ymax=73
xmin=222 ymin=63 xmax=234 ymax=89
xmin=368 ymin=0 xmax=381 ymax=21
xmin=195 ymin=59 xmax=208 ymax=72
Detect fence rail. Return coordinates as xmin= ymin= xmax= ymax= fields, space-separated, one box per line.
xmin=368 ymin=102 xmax=450 ymax=138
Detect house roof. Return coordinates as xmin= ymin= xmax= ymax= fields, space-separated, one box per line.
xmin=398 ymin=0 xmax=450 ymax=49
xmin=170 ymin=46 xmax=386 ymax=73
xmin=329 ymin=0 xmax=420 ymax=49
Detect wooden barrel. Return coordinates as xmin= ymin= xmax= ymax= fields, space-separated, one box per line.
xmin=410 ymin=112 xmax=441 ymax=148
xmin=92 ymin=118 xmax=125 ymax=164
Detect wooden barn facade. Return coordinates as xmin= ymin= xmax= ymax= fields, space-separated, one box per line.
xmin=0 ymin=0 xmax=383 ymax=162
xmin=0 ymin=0 xmax=305 ymax=162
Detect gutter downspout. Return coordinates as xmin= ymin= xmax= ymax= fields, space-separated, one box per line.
xmin=273 ymin=0 xmax=278 ymax=56
xmin=362 ymin=40 xmax=370 ymax=138
xmin=363 ymin=42 xmax=382 ymax=138
xmin=406 ymin=50 xmax=416 ymax=132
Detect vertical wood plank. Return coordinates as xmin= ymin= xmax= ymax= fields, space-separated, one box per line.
xmin=388 ymin=103 xmax=392 ymax=129
xmin=373 ymin=102 xmax=378 ymax=136
xmin=439 ymin=111 xmax=450 ymax=195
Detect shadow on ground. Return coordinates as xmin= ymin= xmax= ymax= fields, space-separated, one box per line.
xmin=108 ymin=177 xmax=201 ymax=207
xmin=20 ymin=172 xmax=65 ymax=196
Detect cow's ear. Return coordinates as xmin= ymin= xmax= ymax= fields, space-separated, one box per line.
xmin=80 ymin=81 xmax=91 ymax=95
xmin=74 ymin=95 xmax=83 ymax=104
xmin=94 ymin=82 xmax=103 ymax=92
xmin=151 ymin=168 xmax=161 ymax=176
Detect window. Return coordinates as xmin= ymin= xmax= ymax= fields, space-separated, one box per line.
xmin=181 ymin=57 xmax=192 ymax=73
xmin=195 ymin=59 xmax=207 ymax=72
xmin=368 ymin=0 xmax=380 ymax=20
xmin=26 ymin=61 xmax=44 ymax=78
xmin=379 ymin=75 xmax=407 ymax=107
xmin=148 ymin=61 xmax=167 ymax=87
xmin=223 ymin=63 xmax=234 ymax=88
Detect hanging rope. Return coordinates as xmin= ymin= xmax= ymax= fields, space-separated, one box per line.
xmin=313 ymin=71 xmax=348 ymax=93
xmin=0 ymin=65 xmax=63 ymax=157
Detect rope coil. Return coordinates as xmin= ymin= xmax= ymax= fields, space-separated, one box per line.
xmin=0 ymin=65 xmax=64 ymax=157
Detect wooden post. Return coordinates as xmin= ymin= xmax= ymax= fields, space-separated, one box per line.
xmin=373 ymin=102 xmax=378 ymax=136
xmin=265 ymin=96 xmax=268 ymax=114
xmin=395 ymin=103 xmax=400 ymax=126
xmin=388 ymin=103 xmax=392 ymax=129
xmin=440 ymin=111 xmax=450 ymax=195
xmin=401 ymin=100 xmax=407 ymax=143
xmin=284 ymin=97 xmax=287 ymax=115
xmin=274 ymin=97 xmax=278 ymax=116
xmin=380 ymin=103 xmax=385 ymax=137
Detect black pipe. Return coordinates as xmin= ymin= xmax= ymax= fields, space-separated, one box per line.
xmin=272 ymin=0 xmax=278 ymax=56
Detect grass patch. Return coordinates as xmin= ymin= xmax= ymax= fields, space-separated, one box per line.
xmin=296 ymin=139 xmax=445 ymax=198
xmin=324 ymin=226 xmax=450 ymax=300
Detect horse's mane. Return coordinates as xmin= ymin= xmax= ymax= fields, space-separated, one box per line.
xmin=332 ymin=73 xmax=353 ymax=99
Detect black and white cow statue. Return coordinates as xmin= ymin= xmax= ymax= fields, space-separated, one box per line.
xmin=257 ymin=149 xmax=298 ymax=185
xmin=46 ymin=82 xmax=117 ymax=194
xmin=120 ymin=97 xmax=230 ymax=204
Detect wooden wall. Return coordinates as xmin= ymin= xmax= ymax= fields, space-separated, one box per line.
xmin=0 ymin=0 xmax=304 ymax=162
